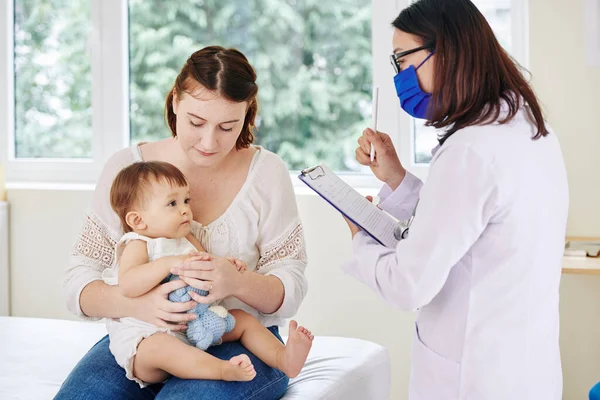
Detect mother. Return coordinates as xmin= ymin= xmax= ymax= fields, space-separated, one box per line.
xmin=57 ymin=46 xmax=307 ymax=400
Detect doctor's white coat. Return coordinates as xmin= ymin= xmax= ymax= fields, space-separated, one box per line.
xmin=343 ymin=108 xmax=568 ymax=400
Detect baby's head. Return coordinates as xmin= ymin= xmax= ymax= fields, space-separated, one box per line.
xmin=110 ymin=161 xmax=192 ymax=239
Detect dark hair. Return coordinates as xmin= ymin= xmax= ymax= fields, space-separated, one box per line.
xmin=165 ymin=46 xmax=258 ymax=150
xmin=110 ymin=161 xmax=188 ymax=233
xmin=393 ymin=0 xmax=548 ymax=144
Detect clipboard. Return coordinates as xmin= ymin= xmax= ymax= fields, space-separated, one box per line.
xmin=298 ymin=164 xmax=400 ymax=248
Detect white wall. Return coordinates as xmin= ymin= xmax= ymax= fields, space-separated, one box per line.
xmin=530 ymin=0 xmax=600 ymax=236
xmin=4 ymin=0 xmax=600 ymax=399
xmin=7 ymin=188 xmax=90 ymax=321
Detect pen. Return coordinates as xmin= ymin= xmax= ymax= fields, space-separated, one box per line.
xmin=370 ymin=86 xmax=379 ymax=163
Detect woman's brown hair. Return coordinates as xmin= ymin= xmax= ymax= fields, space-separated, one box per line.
xmin=110 ymin=161 xmax=188 ymax=233
xmin=165 ymin=46 xmax=258 ymax=150
xmin=393 ymin=0 xmax=548 ymax=145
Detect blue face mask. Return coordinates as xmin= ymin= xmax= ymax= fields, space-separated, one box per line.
xmin=393 ymin=51 xmax=435 ymax=120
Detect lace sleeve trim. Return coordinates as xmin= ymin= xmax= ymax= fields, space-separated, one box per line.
xmin=70 ymin=212 xmax=121 ymax=271
xmin=256 ymin=223 xmax=307 ymax=271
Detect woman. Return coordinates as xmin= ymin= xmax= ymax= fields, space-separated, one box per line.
xmin=346 ymin=0 xmax=568 ymax=398
xmin=57 ymin=46 xmax=307 ymax=399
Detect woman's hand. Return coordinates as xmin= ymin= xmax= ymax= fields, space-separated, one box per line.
xmin=170 ymin=256 xmax=242 ymax=305
xmin=129 ymin=278 xmax=198 ymax=331
xmin=356 ymin=128 xmax=407 ymax=190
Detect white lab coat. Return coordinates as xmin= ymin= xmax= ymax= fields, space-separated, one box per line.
xmin=343 ymin=106 xmax=568 ymax=399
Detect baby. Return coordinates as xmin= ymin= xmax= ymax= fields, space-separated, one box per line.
xmin=102 ymin=161 xmax=313 ymax=387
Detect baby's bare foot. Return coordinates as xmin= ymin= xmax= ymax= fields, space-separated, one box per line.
xmin=221 ymin=354 xmax=256 ymax=381
xmin=278 ymin=320 xmax=314 ymax=378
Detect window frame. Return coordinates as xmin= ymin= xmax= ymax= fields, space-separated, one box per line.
xmin=1 ymin=0 xmax=129 ymax=184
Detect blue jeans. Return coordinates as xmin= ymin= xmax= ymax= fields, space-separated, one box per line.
xmin=55 ymin=326 xmax=289 ymax=400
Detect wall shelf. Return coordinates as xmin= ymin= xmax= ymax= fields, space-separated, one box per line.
xmin=563 ymin=237 xmax=600 ymax=275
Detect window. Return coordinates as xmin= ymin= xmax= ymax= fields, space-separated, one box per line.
xmin=13 ymin=0 xmax=92 ymax=158
xmin=0 ymin=0 xmax=526 ymax=184
xmin=1 ymin=0 xmax=129 ymax=183
xmin=410 ymin=0 xmax=528 ymax=167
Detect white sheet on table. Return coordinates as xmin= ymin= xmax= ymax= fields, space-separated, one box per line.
xmin=0 ymin=317 xmax=390 ymax=400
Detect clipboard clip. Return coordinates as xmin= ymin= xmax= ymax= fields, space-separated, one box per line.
xmin=300 ymin=165 xmax=326 ymax=180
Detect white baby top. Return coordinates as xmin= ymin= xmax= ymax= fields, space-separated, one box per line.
xmin=102 ymin=232 xmax=198 ymax=286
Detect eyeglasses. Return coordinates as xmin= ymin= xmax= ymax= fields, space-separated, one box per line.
xmin=390 ymin=45 xmax=433 ymax=74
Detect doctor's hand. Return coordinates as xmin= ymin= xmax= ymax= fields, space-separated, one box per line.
xmin=357 ymin=128 xmax=406 ymax=190
xmin=344 ymin=196 xmax=374 ymax=239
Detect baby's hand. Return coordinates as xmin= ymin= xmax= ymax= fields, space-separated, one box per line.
xmin=174 ymin=252 xmax=211 ymax=268
xmin=188 ymin=251 xmax=211 ymax=261
xmin=226 ymin=257 xmax=247 ymax=273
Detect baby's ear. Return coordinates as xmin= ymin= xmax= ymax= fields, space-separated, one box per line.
xmin=125 ymin=211 xmax=146 ymax=231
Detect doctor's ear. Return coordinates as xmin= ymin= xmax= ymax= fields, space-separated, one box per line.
xmin=125 ymin=211 xmax=147 ymax=231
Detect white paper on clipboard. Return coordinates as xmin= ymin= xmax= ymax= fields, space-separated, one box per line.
xmin=299 ymin=164 xmax=399 ymax=248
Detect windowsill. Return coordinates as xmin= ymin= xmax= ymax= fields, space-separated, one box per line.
xmin=6 ymin=182 xmax=96 ymax=191
xmin=7 ymin=172 xmax=385 ymax=195
xmin=6 ymin=181 xmax=382 ymax=197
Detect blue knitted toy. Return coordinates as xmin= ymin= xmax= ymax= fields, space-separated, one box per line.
xmin=167 ymin=274 xmax=236 ymax=350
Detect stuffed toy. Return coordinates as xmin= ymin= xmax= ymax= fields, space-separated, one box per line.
xmin=167 ymin=275 xmax=236 ymax=350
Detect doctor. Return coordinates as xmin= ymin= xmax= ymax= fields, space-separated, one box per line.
xmin=344 ymin=0 xmax=569 ymax=399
